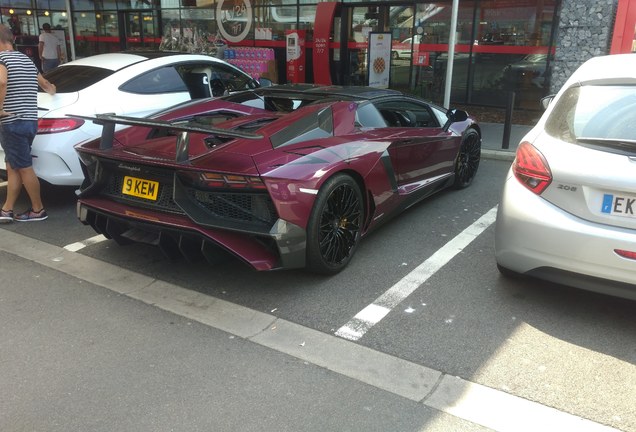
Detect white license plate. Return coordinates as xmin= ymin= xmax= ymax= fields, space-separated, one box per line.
xmin=601 ymin=193 xmax=636 ymax=217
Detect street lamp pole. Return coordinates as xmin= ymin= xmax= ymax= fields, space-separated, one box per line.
xmin=443 ymin=0 xmax=459 ymax=109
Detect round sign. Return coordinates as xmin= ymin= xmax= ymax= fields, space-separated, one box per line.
xmin=216 ymin=0 xmax=253 ymax=43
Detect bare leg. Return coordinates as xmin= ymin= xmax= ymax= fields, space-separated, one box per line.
xmin=17 ymin=166 xmax=44 ymax=211
xmin=2 ymin=162 xmax=22 ymax=211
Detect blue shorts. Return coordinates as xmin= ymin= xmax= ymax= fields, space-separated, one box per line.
xmin=0 ymin=120 xmax=38 ymax=169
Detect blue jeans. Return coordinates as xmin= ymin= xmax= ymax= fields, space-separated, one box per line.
xmin=41 ymin=58 xmax=59 ymax=72
xmin=0 ymin=120 xmax=38 ymax=169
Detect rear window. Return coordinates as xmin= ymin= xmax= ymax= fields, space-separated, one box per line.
xmin=120 ymin=66 xmax=188 ymax=94
xmin=546 ymin=85 xmax=636 ymax=144
xmin=43 ymin=65 xmax=114 ymax=92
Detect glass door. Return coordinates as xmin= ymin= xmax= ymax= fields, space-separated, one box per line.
xmin=388 ymin=6 xmax=414 ymax=92
xmin=344 ymin=5 xmax=415 ymax=89
xmin=347 ymin=6 xmax=381 ymax=85
xmin=119 ymin=11 xmax=158 ymax=50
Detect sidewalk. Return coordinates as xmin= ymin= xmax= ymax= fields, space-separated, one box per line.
xmin=480 ymin=122 xmax=533 ymax=161
xmin=0 ymin=230 xmax=623 ymax=432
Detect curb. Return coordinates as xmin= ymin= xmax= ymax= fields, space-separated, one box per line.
xmin=482 ymin=148 xmax=516 ymax=162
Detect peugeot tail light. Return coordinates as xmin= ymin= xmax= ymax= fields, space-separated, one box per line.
xmin=513 ymin=141 xmax=552 ymax=195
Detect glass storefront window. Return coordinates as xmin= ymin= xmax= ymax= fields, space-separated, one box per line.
xmin=2 ymin=0 xmax=559 ymax=111
xmin=470 ymin=0 xmax=556 ymax=108
xmin=160 ymin=8 xmax=180 ymax=36
xmin=16 ymin=12 xmax=38 ymax=35
xmin=120 ymin=0 xmax=157 ymax=8
xmin=389 ymin=6 xmax=413 ymax=92
xmin=73 ymin=11 xmax=96 ymax=56
xmin=253 ymin=0 xmax=295 ymax=6
xmin=47 ymin=0 xmax=66 ymax=8
xmin=254 ymin=6 xmax=296 ymax=42
xmin=6 ymin=0 xmax=32 ymax=8
xmin=71 ymin=0 xmax=96 ymax=12
xmin=180 ymin=7 xmax=215 ymax=38
xmin=298 ymin=5 xmax=316 ymax=41
xmin=348 ymin=6 xmax=380 ymax=86
xmin=96 ymin=12 xmax=118 ymax=37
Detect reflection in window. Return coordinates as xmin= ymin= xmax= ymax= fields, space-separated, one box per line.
xmin=121 ymin=66 xmax=188 ymax=94
xmin=254 ymin=5 xmax=297 ymax=42
xmin=96 ymin=12 xmax=118 ymax=37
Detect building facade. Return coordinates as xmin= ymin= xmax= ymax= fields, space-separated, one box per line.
xmin=1 ymin=0 xmax=634 ymax=110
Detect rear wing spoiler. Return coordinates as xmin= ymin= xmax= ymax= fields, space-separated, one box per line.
xmin=68 ymin=113 xmax=263 ymax=163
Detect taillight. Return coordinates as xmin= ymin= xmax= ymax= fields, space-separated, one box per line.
xmin=200 ymin=173 xmax=267 ymax=189
xmin=38 ymin=118 xmax=85 ymax=134
xmin=615 ymin=249 xmax=636 ymax=261
xmin=179 ymin=171 xmax=267 ymax=190
xmin=513 ymin=141 xmax=552 ymax=195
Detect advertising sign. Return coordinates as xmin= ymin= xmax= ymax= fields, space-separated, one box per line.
xmin=217 ymin=0 xmax=253 ymax=43
xmin=367 ymin=32 xmax=391 ymax=88
xmin=286 ymin=30 xmax=306 ymax=84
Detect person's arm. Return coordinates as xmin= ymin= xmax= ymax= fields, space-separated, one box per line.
xmin=38 ymin=36 xmax=44 ymax=60
xmin=56 ymin=44 xmax=62 ymax=63
xmin=37 ymin=73 xmax=56 ymax=95
xmin=0 ymin=63 xmax=9 ymax=117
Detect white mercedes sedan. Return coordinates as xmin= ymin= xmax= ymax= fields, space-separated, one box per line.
xmin=0 ymin=51 xmax=264 ymax=186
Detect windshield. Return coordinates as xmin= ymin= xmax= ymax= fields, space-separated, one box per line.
xmin=545 ymin=85 xmax=636 ymax=145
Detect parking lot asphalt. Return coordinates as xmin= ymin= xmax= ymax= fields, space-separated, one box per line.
xmin=1 ymin=217 xmax=624 ymax=432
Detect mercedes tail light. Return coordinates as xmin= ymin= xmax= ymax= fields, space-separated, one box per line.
xmin=38 ymin=118 xmax=85 ymax=134
xmin=513 ymin=141 xmax=552 ymax=195
xmin=615 ymin=249 xmax=636 ymax=261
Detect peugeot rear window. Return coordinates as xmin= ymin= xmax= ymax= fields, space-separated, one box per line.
xmin=546 ymin=85 xmax=636 ymax=146
xmin=42 ymin=65 xmax=114 ymax=93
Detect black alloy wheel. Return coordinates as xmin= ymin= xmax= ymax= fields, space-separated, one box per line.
xmin=454 ymin=128 xmax=481 ymax=189
xmin=306 ymin=174 xmax=363 ymax=274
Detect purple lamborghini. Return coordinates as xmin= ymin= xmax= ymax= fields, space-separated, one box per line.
xmin=74 ymin=85 xmax=481 ymax=273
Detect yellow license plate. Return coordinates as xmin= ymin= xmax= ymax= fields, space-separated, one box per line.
xmin=122 ymin=176 xmax=159 ymax=201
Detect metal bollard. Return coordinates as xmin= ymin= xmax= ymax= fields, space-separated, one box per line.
xmin=502 ymin=91 xmax=515 ymax=150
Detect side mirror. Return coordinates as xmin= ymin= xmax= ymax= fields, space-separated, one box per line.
xmin=447 ymin=109 xmax=468 ymax=123
xmin=442 ymin=109 xmax=469 ymax=131
xmin=258 ymin=77 xmax=273 ymax=88
xmin=540 ymin=95 xmax=554 ymax=110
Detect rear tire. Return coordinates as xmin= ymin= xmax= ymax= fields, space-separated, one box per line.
xmin=454 ymin=129 xmax=481 ymax=189
xmin=306 ymin=174 xmax=363 ymax=274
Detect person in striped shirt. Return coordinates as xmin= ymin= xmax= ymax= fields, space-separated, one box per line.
xmin=0 ymin=24 xmax=56 ymax=223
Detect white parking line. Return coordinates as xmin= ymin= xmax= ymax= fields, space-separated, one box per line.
xmin=335 ymin=205 xmax=499 ymax=341
xmin=63 ymin=234 xmax=108 ymax=252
